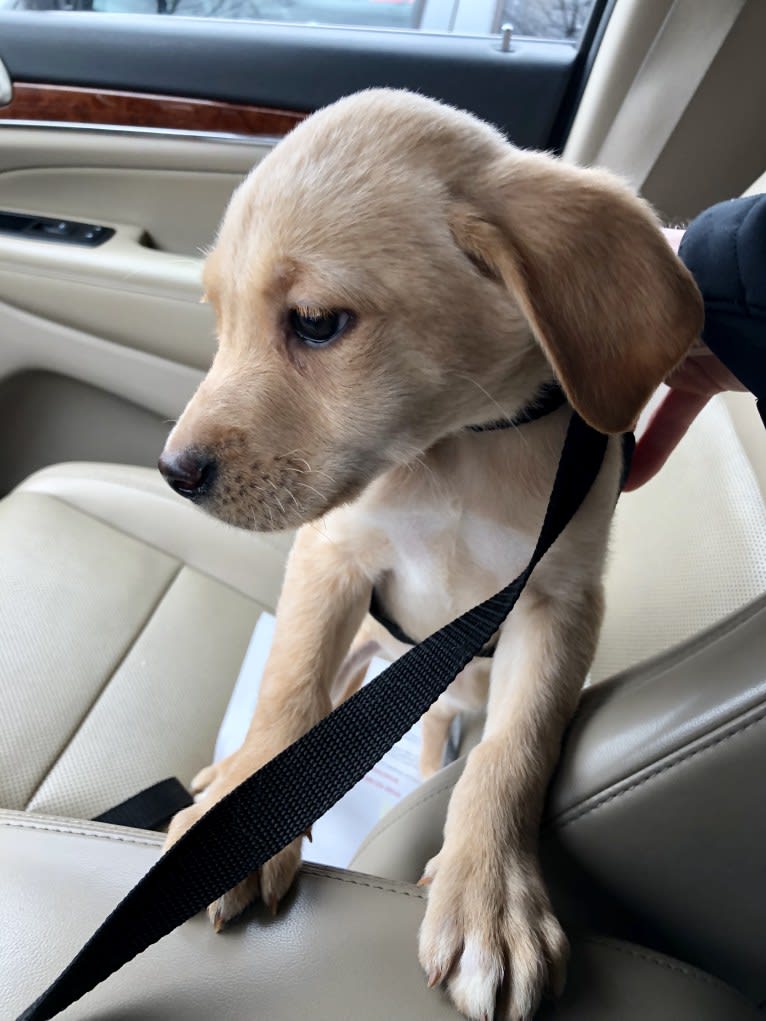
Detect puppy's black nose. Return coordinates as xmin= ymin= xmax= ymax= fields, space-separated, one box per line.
xmin=158 ymin=449 xmax=216 ymax=499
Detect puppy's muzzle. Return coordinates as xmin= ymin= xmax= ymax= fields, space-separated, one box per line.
xmin=158 ymin=448 xmax=217 ymax=501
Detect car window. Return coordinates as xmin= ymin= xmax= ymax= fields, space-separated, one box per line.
xmin=2 ymin=0 xmax=597 ymax=43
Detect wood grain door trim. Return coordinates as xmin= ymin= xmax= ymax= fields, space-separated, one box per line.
xmin=0 ymin=83 xmax=305 ymax=138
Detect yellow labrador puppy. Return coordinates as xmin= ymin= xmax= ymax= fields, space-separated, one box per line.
xmin=159 ymin=90 xmax=701 ymax=1020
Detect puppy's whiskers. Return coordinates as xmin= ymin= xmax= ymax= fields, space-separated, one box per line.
xmin=458 ymin=373 xmax=530 ymax=451
xmin=293 ymin=479 xmax=328 ymax=505
xmin=266 ymin=478 xmax=287 ymax=518
xmin=458 ymin=373 xmax=513 ymax=426
xmin=281 ymin=453 xmax=336 ymax=488
xmin=407 ymin=452 xmax=441 ymax=490
xmin=285 ymin=487 xmax=301 ymax=513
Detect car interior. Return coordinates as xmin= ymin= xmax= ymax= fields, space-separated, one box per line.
xmin=1 ymin=0 xmax=765 ymax=1017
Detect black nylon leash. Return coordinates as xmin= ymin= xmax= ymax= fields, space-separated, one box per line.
xmin=18 ymin=412 xmax=610 ymax=1021
xmin=94 ymin=778 xmax=194 ymax=831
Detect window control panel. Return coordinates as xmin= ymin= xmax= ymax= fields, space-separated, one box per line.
xmin=0 ymin=211 xmax=115 ymax=247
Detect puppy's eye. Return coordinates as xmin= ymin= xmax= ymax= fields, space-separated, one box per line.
xmin=289 ymin=308 xmax=351 ymax=347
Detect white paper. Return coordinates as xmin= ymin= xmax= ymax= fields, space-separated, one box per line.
xmin=214 ymin=613 xmax=424 ymax=868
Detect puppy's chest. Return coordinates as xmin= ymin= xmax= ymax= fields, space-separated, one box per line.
xmin=382 ymin=505 xmax=530 ymax=593
xmin=363 ymin=483 xmax=544 ymax=637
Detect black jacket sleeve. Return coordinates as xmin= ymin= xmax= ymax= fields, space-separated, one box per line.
xmin=678 ymin=193 xmax=766 ymax=424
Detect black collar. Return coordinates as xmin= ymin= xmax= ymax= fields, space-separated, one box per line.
xmin=371 ymin=381 xmax=569 ymax=654
xmin=466 ymin=381 xmax=567 ymax=432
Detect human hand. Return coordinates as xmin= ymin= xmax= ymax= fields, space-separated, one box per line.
xmin=624 ymin=229 xmax=748 ymax=491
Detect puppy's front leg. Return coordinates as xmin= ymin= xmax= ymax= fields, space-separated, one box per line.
xmin=165 ymin=524 xmax=371 ymax=927
xmin=419 ymin=584 xmax=604 ymax=1021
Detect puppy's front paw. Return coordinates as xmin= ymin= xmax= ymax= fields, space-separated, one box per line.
xmin=418 ymin=848 xmax=567 ymax=1021
xmin=207 ymin=836 xmax=303 ymax=930
xmin=164 ymin=752 xmax=304 ymax=930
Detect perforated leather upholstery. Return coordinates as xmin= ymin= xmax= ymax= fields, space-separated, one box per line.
xmin=0 ymin=461 xmax=291 ymax=819
xmin=593 ymin=391 xmax=766 ymax=680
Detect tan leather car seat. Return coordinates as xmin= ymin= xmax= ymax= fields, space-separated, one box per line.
xmin=1 ymin=392 xmax=764 ymax=1016
xmin=1 ymin=392 xmax=763 ymax=820
xmin=1 ymin=812 xmax=760 ymax=1020
xmin=0 ymin=460 xmax=290 ymax=820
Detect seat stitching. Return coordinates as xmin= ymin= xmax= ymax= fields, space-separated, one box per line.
xmin=356 ymin=706 xmax=766 ymax=864
xmin=553 ymin=705 xmax=766 ymax=829
xmin=36 ymin=490 xmax=278 ymax=607
xmin=0 ymin=818 xmax=161 ymax=848
xmin=583 ymin=936 xmax=758 ymax=1007
xmin=0 ymin=819 xmax=425 ymax=900
xmin=577 ymin=591 xmax=766 ymax=700
xmin=301 ymin=866 xmax=426 ymax=901
xmin=1 ymin=823 xmax=751 ymax=994
xmin=313 ymin=875 xmax=424 ymax=901
xmin=22 ymin=563 xmax=183 ymax=811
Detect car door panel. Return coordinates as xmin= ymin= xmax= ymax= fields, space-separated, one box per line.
xmin=0 ymin=13 xmax=578 ymax=148
xmin=0 ymin=8 xmax=600 ymax=488
xmin=0 ymin=126 xmax=272 ymax=489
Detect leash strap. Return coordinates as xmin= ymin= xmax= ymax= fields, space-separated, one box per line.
xmin=18 ymin=412 xmax=609 ymax=1021
xmin=94 ymin=778 xmax=194 ymax=831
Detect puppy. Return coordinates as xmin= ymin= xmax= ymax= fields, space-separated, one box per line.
xmin=159 ymin=89 xmax=702 ymax=1020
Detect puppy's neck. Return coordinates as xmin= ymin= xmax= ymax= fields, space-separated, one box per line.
xmin=445 ymin=345 xmax=555 ymax=437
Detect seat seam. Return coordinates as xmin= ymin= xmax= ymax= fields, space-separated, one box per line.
xmin=582 ymin=936 xmax=758 ymax=1008
xmin=552 ymin=703 xmax=766 ymax=830
xmin=0 ymin=819 xmax=425 ymax=901
xmin=32 ymin=490 xmax=279 ymax=606
xmin=22 ymin=563 xmax=184 ymax=811
xmin=0 ymin=822 xmax=751 ymax=996
xmin=356 ymin=703 xmax=766 ymax=864
xmin=301 ymin=865 xmax=426 ymax=901
xmin=578 ymin=591 xmax=766 ymax=709
xmin=0 ymin=817 xmax=161 ymax=848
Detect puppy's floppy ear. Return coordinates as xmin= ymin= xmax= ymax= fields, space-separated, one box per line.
xmin=449 ymin=152 xmax=703 ymax=434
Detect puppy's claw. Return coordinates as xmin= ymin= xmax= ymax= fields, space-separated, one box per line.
xmin=210 ymin=905 xmax=227 ymax=933
xmin=269 ymin=895 xmax=279 ymax=917
xmin=419 ymin=846 xmax=567 ymax=1021
xmin=303 ymin=827 xmax=313 ymax=843
xmin=417 ymin=874 xmax=433 ymax=887
xmin=427 ymin=968 xmax=445 ymax=989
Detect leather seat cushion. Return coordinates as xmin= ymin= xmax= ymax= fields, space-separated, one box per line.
xmin=1 ymin=811 xmax=759 ymax=1021
xmin=0 ymin=461 xmax=292 ymax=819
xmin=592 ymin=391 xmax=766 ymax=680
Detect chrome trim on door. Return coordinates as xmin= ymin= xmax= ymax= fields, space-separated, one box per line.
xmin=0 ymin=120 xmax=280 ymax=148
xmin=0 ymin=58 xmax=12 ymax=108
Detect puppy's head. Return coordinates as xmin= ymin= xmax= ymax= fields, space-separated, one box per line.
xmin=159 ymin=89 xmax=702 ymax=531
